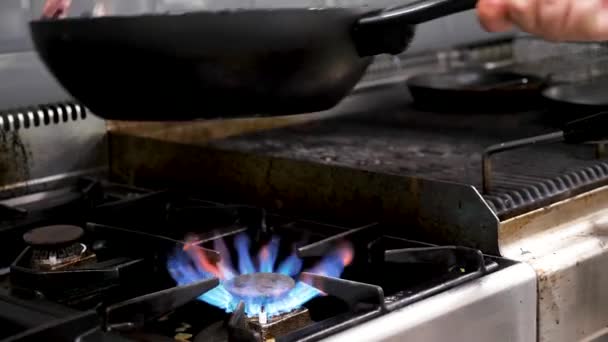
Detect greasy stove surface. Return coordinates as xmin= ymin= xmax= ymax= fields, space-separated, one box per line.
xmin=210 ymin=86 xmax=599 ymax=189
xmin=206 ymin=85 xmax=608 ymax=219
xmin=0 ymin=178 xmax=509 ymax=342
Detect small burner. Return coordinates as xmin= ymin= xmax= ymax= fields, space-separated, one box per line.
xmin=23 ymin=225 xmax=84 ymax=248
xmin=223 ymin=273 xmax=295 ymax=300
xmin=23 ymin=225 xmax=95 ymax=271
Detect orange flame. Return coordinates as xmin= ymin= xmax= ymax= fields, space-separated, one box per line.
xmin=183 ymin=242 xmax=222 ymax=279
xmin=338 ymin=243 xmax=354 ymax=266
xmin=260 ymin=245 xmax=270 ymax=260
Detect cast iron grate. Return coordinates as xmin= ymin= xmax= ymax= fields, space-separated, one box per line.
xmin=1 ymin=185 xmax=501 ymax=342
xmin=484 ymin=161 xmax=608 ymax=218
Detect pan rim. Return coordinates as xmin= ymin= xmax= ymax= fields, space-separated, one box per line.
xmin=406 ymin=69 xmax=545 ymax=92
xmin=29 ymin=6 xmax=371 ymax=24
xmin=542 ymin=83 xmax=608 ymax=106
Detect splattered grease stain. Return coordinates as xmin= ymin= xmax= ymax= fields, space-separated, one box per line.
xmin=0 ymin=131 xmax=31 ymax=185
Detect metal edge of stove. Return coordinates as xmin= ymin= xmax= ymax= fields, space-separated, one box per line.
xmin=498 ymin=184 xmax=608 ymax=342
xmin=108 ymin=133 xmax=502 ymax=254
xmin=320 ymin=261 xmax=537 ymax=342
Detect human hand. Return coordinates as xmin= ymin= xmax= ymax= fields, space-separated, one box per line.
xmin=41 ymin=0 xmax=108 ymax=18
xmin=42 ymin=0 xmax=71 ymax=18
xmin=477 ymin=0 xmax=608 ymax=41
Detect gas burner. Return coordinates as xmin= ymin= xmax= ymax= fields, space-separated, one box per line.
xmin=23 ymin=225 xmax=96 ymax=270
xmin=168 ymin=232 xmax=354 ymax=321
xmin=224 ymin=273 xmax=295 ymax=300
xmin=0 ymin=180 xmax=512 ymax=342
xmin=193 ymin=306 xmax=312 ymax=342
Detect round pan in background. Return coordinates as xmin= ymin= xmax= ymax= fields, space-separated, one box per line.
xmin=542 ymin=80 xmax=608 ymax=113
xmin=406 ymin=68 xmax=547 ymax=112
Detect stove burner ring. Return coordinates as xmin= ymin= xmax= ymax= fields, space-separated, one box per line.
xmin=30 ymin=243 xmax=88 ymax=269
xmin=23 ymin=225 xmax=93 ymax=270
xmin=23 ymin=225 xmax=84 ymax=248
xmin=224 ymin=273 xmax=295 ymax=299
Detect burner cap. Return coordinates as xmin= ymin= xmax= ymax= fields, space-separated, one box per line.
xmin=23 ymin=225 xmax=84 ymax=248
xmin=224 ymin=273 xmax=295 ymax=300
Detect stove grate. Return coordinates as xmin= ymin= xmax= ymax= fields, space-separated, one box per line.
xmin=0 ymin=181 xmax=506 ymax=342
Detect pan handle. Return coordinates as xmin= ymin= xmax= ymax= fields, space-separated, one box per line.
xmin=360 ymin=0 xmax=478 ymax=25
xmin=354 ymin=0 xmax=478 ymax=56
xmin=563 ymin=111 xmax=608 ymax=144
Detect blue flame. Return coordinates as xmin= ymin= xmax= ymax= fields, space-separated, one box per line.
xmin=166 ymin=234 xmax=352 ymax=318
xmin=258 ymin=236 xmax=280 ymax=273
xmin=234 ymin=234 xmax=255 ymax=275
xmin=214 ymin=237 xmax=236 ymax=279
xmin=166 ymin=247 xmax=237 ymax=312
xmin=309 ymin=243 xmax=353 ymax=278
xmin=277 ymin=253 xmax=303 ymax=277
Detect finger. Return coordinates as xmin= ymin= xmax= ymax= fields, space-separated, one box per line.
xmin=582 ymin=0 xmax=608 ymax=41
xmin=536 ymin=0 xmax=571 ymax=41
xmin=61 ymin=0 xmax=72 ymax=16
xmin=42 ymin=0 xmax=71 ymax=18
xmin=477 ymin=0 xmax=514 ymax=32
xmin=564 ymin=0 xmax=608 ymax=41
xmin=506 ymin=0 xmax=539 ymax=35
xmin=42 ymin=1 xmax=61 ymax=18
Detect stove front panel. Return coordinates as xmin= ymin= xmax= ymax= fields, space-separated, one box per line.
xmin=501 ymin=185 xmax=608 ymax=342
xmin=322 ymin=262 xmax=537 ymax=342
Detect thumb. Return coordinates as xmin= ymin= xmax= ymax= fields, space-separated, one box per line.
xmin=477 ymin=0 xmax=514 ymax=32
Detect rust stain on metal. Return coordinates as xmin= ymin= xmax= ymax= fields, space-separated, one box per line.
xmin=537 ymin=271 xmax=563 ymax=334
xmin=0 ymin=131 xmax=31 ymax=186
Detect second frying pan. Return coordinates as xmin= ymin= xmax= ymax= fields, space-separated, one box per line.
xmin=30 ymin=0 xmax=478 ymax=121
xmin=541 ymin=79 xmax=608 ymax=122
xmin=543 ymin=80 xmax=608 ymax=109
xmin=406 ymin=68 xmax=548 ymax=112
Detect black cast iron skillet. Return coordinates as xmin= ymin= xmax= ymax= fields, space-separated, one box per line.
xmin=406 ymin=68 xmax=548 ymax=112
xmin=29 ymin=0 xmax=477 ymax=121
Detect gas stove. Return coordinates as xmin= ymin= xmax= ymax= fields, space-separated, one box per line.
xmin=7 ymin=35 xmax=600 ymax=342
xmin=0 ymin=177 xmax=533 ymax=342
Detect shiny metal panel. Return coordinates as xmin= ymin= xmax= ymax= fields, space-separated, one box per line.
xmin=501 ymin=185 xmax=608 ymax=342
xmin=0 ymin=0 xmax=31 ymax=53
xmin=0 ymin=48 xmax=107 ymax=190
xmin=0 ymin=104 xmax=107 ymax=189
xmin=0 ymin=51 xmax=73 ymax=109
xmin=322 ymin=262 xmax=537 ymax=342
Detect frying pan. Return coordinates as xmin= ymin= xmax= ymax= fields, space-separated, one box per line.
xmin=29 ymin=0 xmax=477 ymax=121
xmin=542 ymin=79 xmax=608 ymax=117
xmin=406 ymin=68 xmax=547 ymax=112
